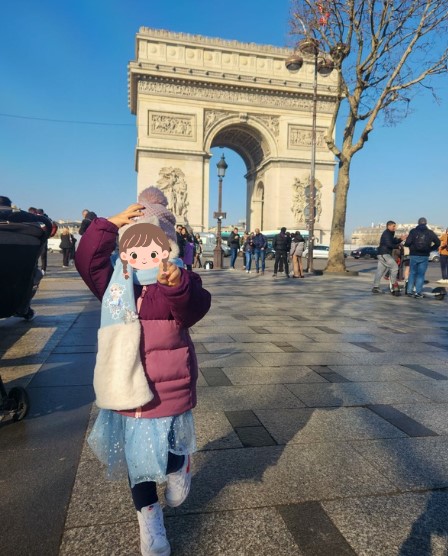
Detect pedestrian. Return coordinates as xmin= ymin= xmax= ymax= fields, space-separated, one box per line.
xmin=181 ymin=226 xmax=194 ymax=271
xmin=252 ymin=228 xmax=267 ymax=275
xmin=398 ymin=244 xmax=411 ymax=293
xmin=0 ymin=196 xmax=52 ymax=320
xmin=405 ymin=217 xmax=440 ymax=298
xmin=371 ymin=221 xmax=406 ymax=294
xmin=176 ymin=224 xmax=185 ymax=259
xmin=193 ymin=233 xmax=203 ymax=268
xmin=437 ymin=228 xmax=448 ymax=284
xmin=290 ymin=231 xmax=305 ymax=278
xmin=36 ymin=208 xmax=57 ymax=274
xmin=228 ymin=227 xmax=241 ymax=270
xmin=75 ymin=186 xmax=211 ymax=556
xmin=243 ymin=232 xmax=254 ymax=273
xmin=272 ymin=227 xmax=291 ymax=278
xmin=59 ymin=227 xmax=75 ymax=268
xmin=79 ymin=209 xmax=97 ymax=235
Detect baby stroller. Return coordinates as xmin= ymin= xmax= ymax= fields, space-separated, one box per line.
xmin=0 ymin=221 xmax=46 ymax=421
xmin=0 ymin=376 xmax=29 ymax=423
xmin=0 ymin=221 xmax=47 ymax=318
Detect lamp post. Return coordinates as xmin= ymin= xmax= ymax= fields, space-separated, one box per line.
xmin=213 ymin=153 xmax=228 ymax=269
xmin=286 ymin=37 xmax=334 ymax=273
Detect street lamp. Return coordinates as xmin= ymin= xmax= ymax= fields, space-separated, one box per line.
xmin=286 ymin=38 xmax=334 ymax=273
xmin=213 ymin=153 xmax=228 ymax=269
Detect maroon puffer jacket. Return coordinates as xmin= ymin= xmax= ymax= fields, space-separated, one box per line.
xmin=75 ymin=217 xmax=211 ymax=418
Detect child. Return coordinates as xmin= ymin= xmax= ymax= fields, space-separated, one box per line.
xmin=75 ymin=187 xmax=211 ymax=556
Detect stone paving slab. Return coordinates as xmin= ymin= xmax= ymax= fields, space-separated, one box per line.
xmin=327 ymin=364 xmax=444 ymax=382
xmin=197 ymin=352 xmax=260 ymax=367
xmin=61 ymin=507 xmax=302 ymax=556
xmin=222 ymin=366 xmax=326 ymax=385
xmin=251 ymin=352 xmax=357 ymax=366
xmin=399 ymin=380 xmax=448 ymax=402
xmin=389 ymin=402 xmax=448 ymax=436
xmin=323 ymin=491 xmax=448 ymax=556
xmin=286 ymin=382 xmax=431 ymax=407
xmin=350 ymin=436 xmax=448 ymax=490
xmin=254 ymin=407 xmax=407 ymax=445
xmin=196 ymin=384 xmax=305 ymax=411
xmin=203 ymin=342 xmax=284 ymax=353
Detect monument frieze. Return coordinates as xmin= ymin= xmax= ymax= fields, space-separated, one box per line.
xmin=138 ymin=79 xmax=335 ymax=113
xmin=148 ymin=111 xmax=196 ymax=140
xmin=288 ymin=125 xmax=328 ymax=150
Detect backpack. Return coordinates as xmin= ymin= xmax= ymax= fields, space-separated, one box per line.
xmin=413 ymin=230 xmax=432 ymax=252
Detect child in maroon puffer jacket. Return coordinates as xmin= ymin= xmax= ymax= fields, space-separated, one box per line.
xmin=76 ymin=187 xmax=211 ymax=556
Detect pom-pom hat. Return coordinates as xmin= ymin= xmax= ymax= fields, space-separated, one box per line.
xmin=119 ymin=186 xmax=179 ymax=258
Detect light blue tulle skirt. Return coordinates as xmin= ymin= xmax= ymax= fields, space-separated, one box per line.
xmin=88 ymin=409 xmax=196 ymax=487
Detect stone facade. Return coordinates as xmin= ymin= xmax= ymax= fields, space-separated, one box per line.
xmin=128 ymin=28 xmax=338 ymax=239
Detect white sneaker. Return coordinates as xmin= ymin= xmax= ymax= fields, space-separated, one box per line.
xmin=165 ymin=455 xmax=191 ymax=508
xmin=137 ymin=503 xmax=171 ymax=556
xmin=437 ymin=279 xmax=445 ymax=283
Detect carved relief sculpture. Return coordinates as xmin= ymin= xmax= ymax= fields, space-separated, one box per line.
xmin=291 ymin=177 xmax=322 ymax=224
xmin=289 ymin=125 xmax=327 ymax=149
xmin=149 ymin=111 xmax=196 ymax=140
xmin=204 ymin=110 xmax=229 ymax=131
xmin=156 ymin=167 xmax=189 ymax=220
xmin=291 ymin=177 xmax=308 ymax=224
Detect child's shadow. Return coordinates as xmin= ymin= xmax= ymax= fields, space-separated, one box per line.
xmin=165 ymin=387 xmax=345 ymax=550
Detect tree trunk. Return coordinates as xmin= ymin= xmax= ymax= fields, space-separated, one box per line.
xmin=326 ymin=158 xmax=351 ymax=272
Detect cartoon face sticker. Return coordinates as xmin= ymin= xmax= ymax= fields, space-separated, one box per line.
xmin=120 ymin=240 xmax=169 ymax=270
xmin=119 ymin=223 xmax=171 ymax=279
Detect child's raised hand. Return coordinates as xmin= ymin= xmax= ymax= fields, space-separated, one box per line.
xmin=157 ymin=262 xmax=181 ymax=287
xmin=108 ymin=204 xmax=145 ymax=228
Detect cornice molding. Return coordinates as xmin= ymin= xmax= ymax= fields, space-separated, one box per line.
xmin=137 ymin=27 xmax=292 ymax=57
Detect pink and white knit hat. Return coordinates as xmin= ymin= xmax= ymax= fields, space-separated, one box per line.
xmin=135 ymin=186 xmax=179 ymax=257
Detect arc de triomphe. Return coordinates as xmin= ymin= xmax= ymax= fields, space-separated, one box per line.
xmin=128 ymin=28 xmax=337 ymax=240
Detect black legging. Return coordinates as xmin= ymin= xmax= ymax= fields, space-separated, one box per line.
xmin=440 ymin=254 xmax=448 ymax=280
xmin=62 ymin=248 xmax=71 ymax=267
xmin=274 ymin=251 xmax=289 ymax=275
xmin=131 ymin=452 xmax=185 ymax=510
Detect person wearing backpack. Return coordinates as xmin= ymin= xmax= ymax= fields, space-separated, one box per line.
xmin=404 ymin=217 xmax=440 ymax=299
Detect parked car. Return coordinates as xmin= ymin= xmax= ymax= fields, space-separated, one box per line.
xmin=303 ymin=245 xmax=329 ymax=259
xmin=351 ymin=246 xmax=378 ymax=259
xmin=429 ymin=250 xmax=440 ymax=263
xmin=47 ymin=237 xmax=61 ymax=253
xmin=303 ymin=245 xmax=347 ymax=259
xmin=197 ymin=232 xmax=230 ymax=259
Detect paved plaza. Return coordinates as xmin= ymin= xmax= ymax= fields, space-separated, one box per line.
xmin=2 ymin=255 xmax=448 ymax=555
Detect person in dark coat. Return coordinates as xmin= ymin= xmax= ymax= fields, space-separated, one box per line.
xmin=372 ymin=220 xmax=406 ymax=294
xmin=228 ymin=227 xmax=241 ymax=270
xmin=176 ymin=224 xmax=185 ymax=259
xmin=79 ymin=209 xmax=97 ymax=235
xmin=59 ymin=227 xmax=76 ymax=268
xmin=404 ymin=217 xmax=440 ymax=298
xmin=272 ymin=227 xmax=291 ymax=277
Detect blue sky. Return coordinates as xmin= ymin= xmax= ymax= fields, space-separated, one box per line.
xmin=1 ymin=0 xmax=447 ymax=235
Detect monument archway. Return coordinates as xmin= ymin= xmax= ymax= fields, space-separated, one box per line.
xmin=128 ymin=28 xmax=338 ymax=240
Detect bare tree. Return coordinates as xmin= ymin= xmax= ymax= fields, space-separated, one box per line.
xmin=290 ymin=0 xmax=448 ymax=272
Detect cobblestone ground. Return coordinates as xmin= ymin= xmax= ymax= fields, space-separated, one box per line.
xmin=2 ymin=254 xmax=448 ymax=555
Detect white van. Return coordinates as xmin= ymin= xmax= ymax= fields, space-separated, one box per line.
xmin=198 ymin=232 xmax=230 ymax=258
